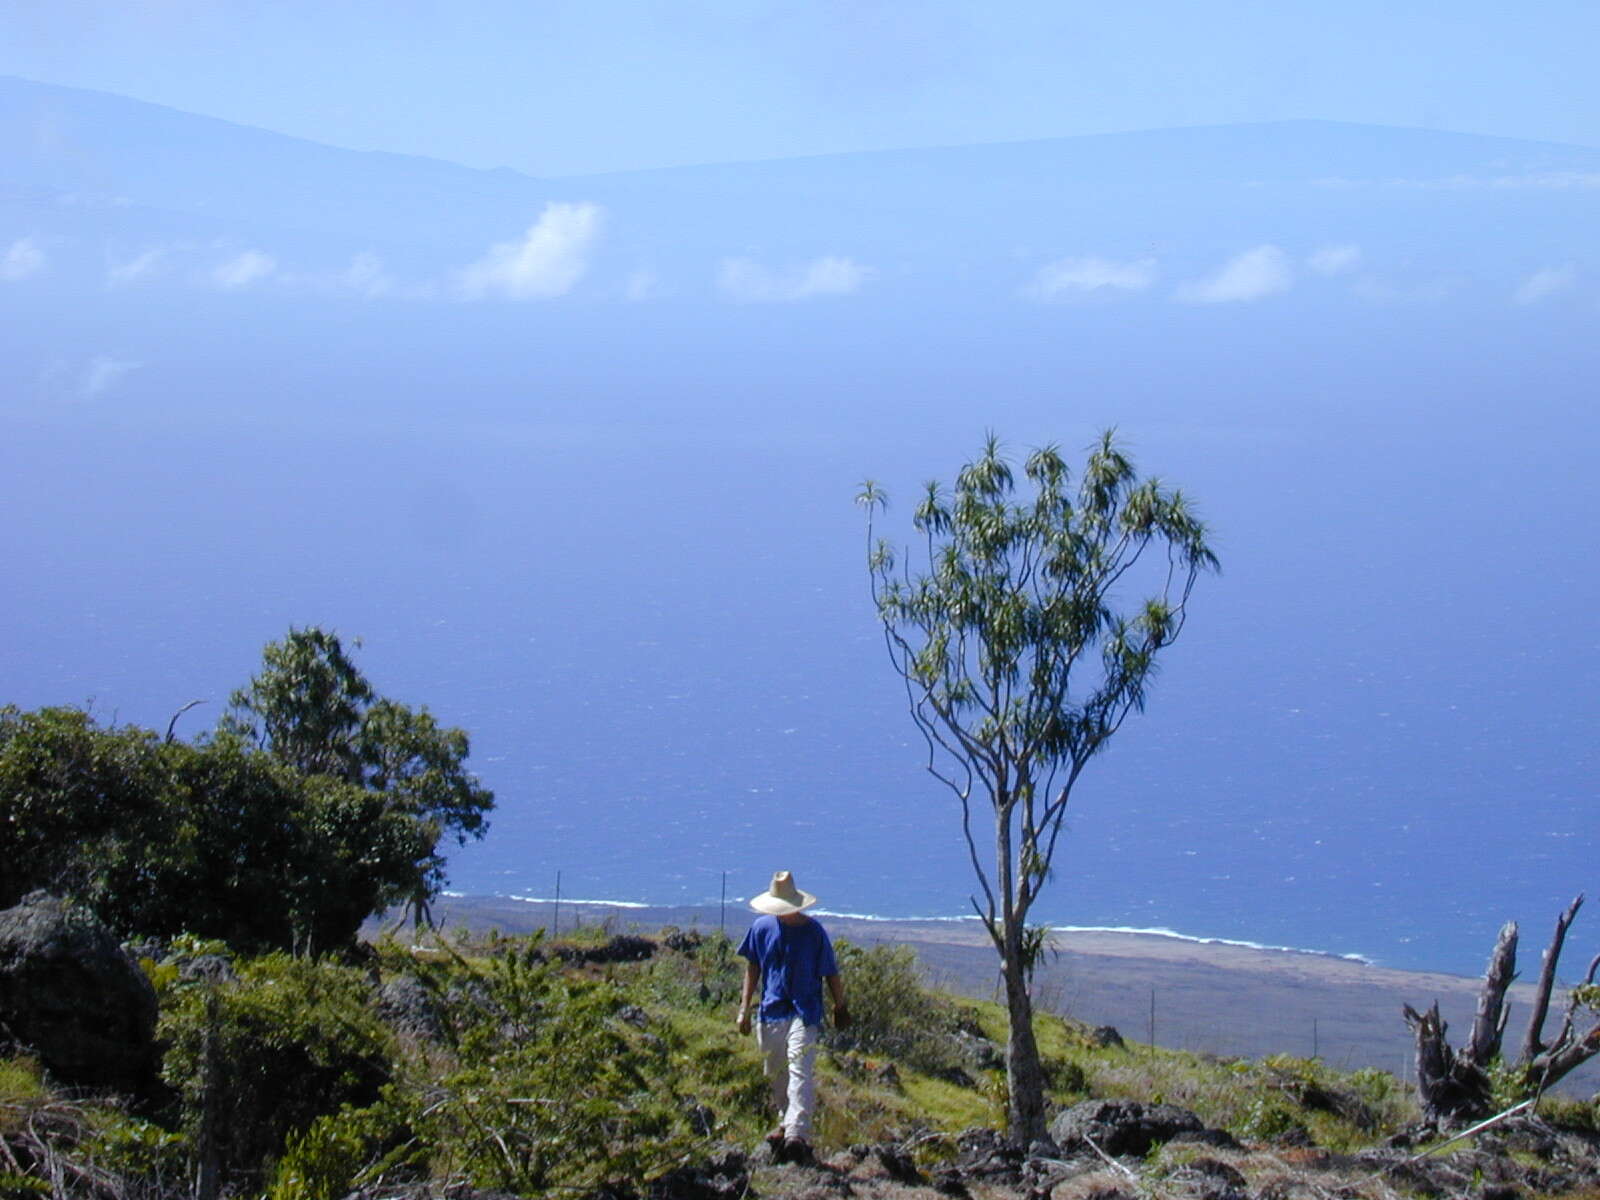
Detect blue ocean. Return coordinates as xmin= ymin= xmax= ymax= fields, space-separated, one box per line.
xmin=6 ymin=364 xmax=1594 ymax=979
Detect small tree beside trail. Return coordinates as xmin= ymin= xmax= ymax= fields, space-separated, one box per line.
xmin=1403 ymin=893 xmax=1600 ymax=1124
xmin=857 ymin=431 xmax=1217 ymax=1142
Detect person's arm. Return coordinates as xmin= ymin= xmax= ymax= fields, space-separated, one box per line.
xmin=825 ymin=973 xmax=849 ymax=1028
xmin=737 ymin=960 xmax=760 ymax=1034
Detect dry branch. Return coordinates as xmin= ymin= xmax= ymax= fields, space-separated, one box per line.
xmin=1520 ymin=894 xmax=1583 ymax=1062
xmin=1403 ymin=894 xmax=1600 ymax=1122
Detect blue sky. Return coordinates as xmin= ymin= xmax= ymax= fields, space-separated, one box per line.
xmin=6 ymin=1 xmax=1600 ymax=174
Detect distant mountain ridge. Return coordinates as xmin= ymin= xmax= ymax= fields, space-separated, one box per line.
xmin=8 ymin=72 xmax=1600 ymax=250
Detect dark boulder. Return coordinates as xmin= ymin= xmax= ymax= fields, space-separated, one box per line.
xmin=1166 ymin=1157 xmax=1248 ymax=1200
xmin=662 ymin=930 xmax=704 ymax=954
xmin=1049 ymin=1099 xmax=1204 ymax=1158
xmin=0 ymin=892 xmax=158 ymax=1094
xmin=1171 ymin=1127 xmax=1243 ymax=1151
xmin=951 ymin=1026 xmax=1005 ymax=1071
xmin=951 ymin=1126 xmax=1027 ymax=1186
xmin=555 ymin=934 xmax=656 ymax=965
xmin=648 ymin=1145 xmax=748 ymax=1200
xmin=376 ymin=974 xmax=445 ymax=1040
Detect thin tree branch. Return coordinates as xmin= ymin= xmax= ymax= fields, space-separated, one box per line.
xmin=1520 ymin=893 xmax=1583 ymax=1062
xmin=165 ymin=699 xmax=206 ymax=743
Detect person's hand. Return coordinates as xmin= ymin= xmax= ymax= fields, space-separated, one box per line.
xmin=833 ymin=1003 xmax=851 ymax=1030
xmin=737 ymin=1007 xmax=752 ymax=1035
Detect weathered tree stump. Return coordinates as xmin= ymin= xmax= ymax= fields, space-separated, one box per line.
xmin=1403 ymin=894 xmax=1600 ymax=1124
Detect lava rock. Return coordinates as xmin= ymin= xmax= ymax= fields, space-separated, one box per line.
xmin=555 ymin=934 xmax=656 ymax=965
xmin=1049 ymin=1099 xmax=1204 ymax=1158
xmin=0 ymin=892 xmax=158 ymax=1095
xmin=376 ymin=974 xmax=444 ymax=1040
xmin=1166 ymin=1157 xmax=1248 ymax=1200
xmin=648 ymin=1145 xmax=748 ymax=1200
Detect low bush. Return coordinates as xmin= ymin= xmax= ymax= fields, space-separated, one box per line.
xmin=266 ymin=1088 xmax=423 ymax=1200
xmin=407 ymin=938 xmax=697 ymax=1194
xmin=826 ymin=941 xmax=977 ymax=1079
xmin=159 ymin=953 xmax=394 ymax=1190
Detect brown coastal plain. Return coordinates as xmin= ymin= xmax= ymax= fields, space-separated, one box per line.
xmin=402 ymin=894 xmax=1599 ymax=1096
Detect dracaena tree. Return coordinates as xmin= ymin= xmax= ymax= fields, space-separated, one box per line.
xmin=857 ymin=432 xmax=1217 ymax=1141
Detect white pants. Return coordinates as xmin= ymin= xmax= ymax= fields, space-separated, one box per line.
xmin=756 ymin=1017 xmax=819 ymax=1141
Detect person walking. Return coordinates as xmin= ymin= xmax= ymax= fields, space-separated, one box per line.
xmin=736 ymin=870 xmax=849 ymax=1162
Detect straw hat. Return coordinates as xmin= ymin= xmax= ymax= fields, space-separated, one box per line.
xmin=749 ymin=870 xmax=818 ymax=915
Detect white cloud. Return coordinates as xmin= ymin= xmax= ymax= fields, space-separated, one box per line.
xmin=80 ymin=356 xmax=142 ymax=399
xmin=212 ymin=250 xmax=277 ymax=289
xmin=339 ymin=252 xmax=398 ymax=298
xmin=1175 ymin=245 xmax=1293 ymax=304
xmin=1307 ymin=244 xmax=1361 ymax=276
xmin=2 ymin=238 xmax=45 ymax=281
xmin=717 ymin=255 xmax=870 ymax=302
xmin=107 ymin=247 xmax=168 ymax=288
xmin=624 ymin=268 xmax=661 ymax=302
xmin=1512 ymin=264 xmax=1578 ymax=305
xmin=1025 ymin=256 xmax=1156 ymax=300
xmin=456 ymin=202 xmax=602 ymax=300
xmin=39 ymin=355 xmax=144 ymax=403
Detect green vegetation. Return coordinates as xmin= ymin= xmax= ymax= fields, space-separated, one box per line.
xmin=858 ymin=432 xmax=1217 ymax=1140
xmin=221 ymin=626 xmax=494 ymax=917
xmin=0 ymin=926 xmax=1450 ymax=1200
xmin=0 ymin=626 xmax=492 ymax=953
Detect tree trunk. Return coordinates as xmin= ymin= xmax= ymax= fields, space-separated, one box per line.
xmin=1000 ymin=928 xmax=1049 ymax=1143
xmin=1403 ymin=1000 xmax=1492 ymax=1122
xmin=1465 ymin=920 xmax=1518 ymax=1065
xmin=1403 ymin=897 xmax=1600 ymax=1122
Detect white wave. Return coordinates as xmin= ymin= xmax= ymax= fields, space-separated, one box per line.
xmin=502 ymin=893 xmax=649 ymax=909
xmin=819 ymin=909 xmax=1374 ymax=963
xmin=446 ymin=893 xmax=1375 ymax=964
xmin=814 ymin=909 xmax=985 ymax=924
xmin=1045 ymin=923 xmax=1375 ymax=964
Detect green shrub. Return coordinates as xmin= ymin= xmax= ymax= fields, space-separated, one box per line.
xmin=826 ymin=941 xmax=973 ymax=1078
xmin=267 ymin=1089 xmax=423 ymax=1200
xmin=82 ymin=1112 xmax=188 ymax=1188
xmin=1537 ymin=1094 xmax=1600 ymax=1133
xmin=0 ymin=1173 xmax=49 ymax=1199
xmin=159 ymin=954 xmax=394 ymax=1189
xmin=0 ymin=1059 xmax=43 ymax=1109
xmin=643 ymin=929 xmax=742 ymax=1010
xmin=414 ymin=938 xmax=695 ymax=1194
xmin=1233 ymin=1095 xmax=1309 ymax=1144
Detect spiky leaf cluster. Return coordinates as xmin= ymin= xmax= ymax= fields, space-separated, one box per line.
xmin=859 ymin=431 xmax=1216 ymax=927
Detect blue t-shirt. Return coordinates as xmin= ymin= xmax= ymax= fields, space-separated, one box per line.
xmin=737 ymin=914 xmax=838 ymax=1025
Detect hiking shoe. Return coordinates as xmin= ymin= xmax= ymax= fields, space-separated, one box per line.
xmin=783 ymin=1138 xmax=814 ymax=1166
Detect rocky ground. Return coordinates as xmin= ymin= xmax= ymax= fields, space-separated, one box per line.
xmin=344 ymin=1102 xmax=1600 ymax=1200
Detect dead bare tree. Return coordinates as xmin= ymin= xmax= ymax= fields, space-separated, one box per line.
xmin=1403 ymin=893 xmax=1600 ymax=1123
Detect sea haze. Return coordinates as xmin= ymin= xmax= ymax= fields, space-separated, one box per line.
xmin=2 ymin=77 xmax=1596 ymax=975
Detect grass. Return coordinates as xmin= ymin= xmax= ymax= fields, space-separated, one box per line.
xmin=0 ymin=1060 xmax=43 ymax=1111
xmin=14 ymin=924 xmax=1578 ymax=1200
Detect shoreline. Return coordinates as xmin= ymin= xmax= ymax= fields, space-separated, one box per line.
xmin=411 ymin=893 xmax=1600 ymax=1095
xmin=457 ymin=892 xmax=1386 ymax=972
